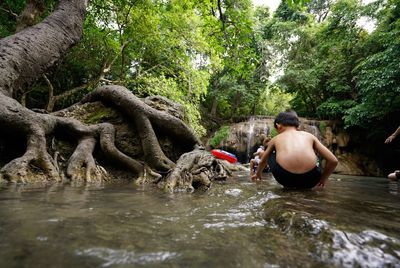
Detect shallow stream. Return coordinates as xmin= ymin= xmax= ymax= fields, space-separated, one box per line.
xmin=0 ymin=173 xmax=399 ymax=267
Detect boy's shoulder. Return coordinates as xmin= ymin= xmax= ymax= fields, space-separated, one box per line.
xmin=298 ymin=130 xmax=318 ymax=140
xmin=278 ymin=130 xmax=316 ymax=140
xmin=296 ymin=130 xmax=314 ymax=135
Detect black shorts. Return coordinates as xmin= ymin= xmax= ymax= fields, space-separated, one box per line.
xmin=268 ymin=152 xmax=321 ymax=189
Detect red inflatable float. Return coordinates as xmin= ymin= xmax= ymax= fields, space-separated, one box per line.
xmin=211 ymin=149 xmax=238 ymax=164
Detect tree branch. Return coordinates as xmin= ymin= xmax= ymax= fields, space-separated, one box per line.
xmin=0 ymin=6 xmax=18 ymax=18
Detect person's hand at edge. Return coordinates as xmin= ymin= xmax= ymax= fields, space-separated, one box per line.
xmin=385 ymin=135 xmax=395 ymax=144
xmin=316 ymin=178 xmax=327 ymax=187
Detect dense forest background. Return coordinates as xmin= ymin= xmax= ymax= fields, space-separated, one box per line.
xmin=1 ymin=0 xmax=399 ymax=151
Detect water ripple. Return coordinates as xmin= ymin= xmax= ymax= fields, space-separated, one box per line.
xmin=328 ymin=229 xmax=400 ymax=267
xmin=204 ymin=221 xmax=266 ymax=229
xmin=238 ymin=191 xmax=280 ymax=211
xmin=76 ymin=247 xmax=179 ymax=267
xmin=203 ymin=191 xmax=279 ymax=229
xmin=224 ymin=188 xmax=242 ymax=197
xmin=268 ymin=209 xmax=400 ymax=267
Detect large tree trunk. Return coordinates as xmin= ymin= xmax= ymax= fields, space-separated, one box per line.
xmin=0 ymin=0 xmax=87 ymax=98
xmin=0 ymin=0 xmax=234 ymax=191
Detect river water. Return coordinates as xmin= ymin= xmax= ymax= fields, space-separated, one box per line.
xmin=0 ymin=173 xmax=399 ymax=267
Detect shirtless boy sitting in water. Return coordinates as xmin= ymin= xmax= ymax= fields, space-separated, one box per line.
xmin=251 ymin=111 xmax=338 ymax=188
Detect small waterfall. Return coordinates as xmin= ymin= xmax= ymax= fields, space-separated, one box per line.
xmin=246 ymin=117 xmax=256 ymax=163
xmin=264 ymin=121 xmax=270 ymax=139
xmin=230 ymin=123 xmax=245 ymax=162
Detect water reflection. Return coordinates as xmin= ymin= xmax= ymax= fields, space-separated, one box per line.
xmin=0 ymin=174 xmax=399 ymax=267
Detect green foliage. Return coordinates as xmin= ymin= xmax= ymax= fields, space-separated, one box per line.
xmin=202 ymin=0 xmax=266 ymax=119
xmin=287 ymin=0 xmax=312 ymax=7
xmin=133 ymin=75 xmax=183 ymax=101
xmin=317 ymin=99 xmax=356 ymax=119
xmin=182 ymin=102 xmax=207 ymax=137
xmin=255 ymin=85 xmax=293 ymax=115
xmin=259 ymin=0 xmax=399 ymax=134
xmin=269 ymin=0 xmax=368 ymax=121
xmin=3 ymin=0 xmax=398 ymax=137
xmin=274 ymin=1 xmax=309 ymax=22
xmin=270 ymin=127 xmax=279 ymax=138
xmin=344 ymin=1 xmax=400 ymax=127
xmin=131 ymin=74 xmax=208 ymax=137
xmin=98 ymin=0 xmax=212 ymax=136
xmin=0 ymin=0 xmax=56 ymax=37
xmin=319 ymin=121 xmax=327 ymax=133
xmin=0 ymin=1 xmax=23 ymax=37
xmin=209 ymin=126 xmax=230 ymax=148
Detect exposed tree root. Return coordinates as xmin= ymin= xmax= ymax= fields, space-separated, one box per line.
xmin=66 ymin=136 xmax=102 ymax=182
xmin=161 ymin=149 xmax=231 ymax=192
xmin=0 ymin=88 xmax=238 ymax=191
xmin=1 ymin=130 xmax=61 ymax=183
xmin=0 ymin=96 xmax=59 ymax=183
xmin=81 ymin=85 xmax=201 ymax=171
xmin=0 ymin=92 xmax=160 ymax=184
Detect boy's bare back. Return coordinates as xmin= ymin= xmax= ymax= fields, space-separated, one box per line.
xmin=252 ymin=111 xmax=338 ymax=187
xmin=271 ymin=129 xmax=318 ymax=174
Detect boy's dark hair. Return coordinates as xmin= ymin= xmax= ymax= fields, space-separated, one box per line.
xmin=274 ymin=110 xmax=300 ymax=128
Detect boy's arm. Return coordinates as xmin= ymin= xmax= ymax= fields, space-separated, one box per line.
xmin=254 ymin=147 xmax=265 ymax=156
xmin=385 ymin=126 xmax=400 ymax=144
xmin=313 ymin=137 xmax=338 ymax=187
xmin=251 ymin=141 xmax=274 ymax=180
xmin=253 ymin=150 xmax=262 ymax=157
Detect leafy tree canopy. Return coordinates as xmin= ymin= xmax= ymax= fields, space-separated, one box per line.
xmin=1 ymin=0 xmax=398 ymax=137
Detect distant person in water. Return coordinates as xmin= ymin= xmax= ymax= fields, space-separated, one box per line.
xmin=385 ymin=126 xmax=400 ymax=181
xmin=251 ymin=111 xmax=338 ymax=188
xmin=249 ymin=137 xmax=271 ymax=176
